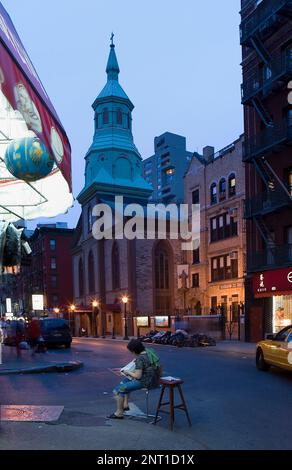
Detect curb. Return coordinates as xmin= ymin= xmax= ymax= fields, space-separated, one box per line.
xmin=0 ymin=361 xmax=83 ymax=376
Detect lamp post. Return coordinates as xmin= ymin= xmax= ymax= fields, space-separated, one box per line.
xmin=54 ymin=307 xmax=60 ymax=318
xmin=122 ymin=295 xmax=129 ymax=340
xmin=69 ymin=304 xmax=75 ymax=335
xmin=92 ymin=300 xmax=99 ymax=338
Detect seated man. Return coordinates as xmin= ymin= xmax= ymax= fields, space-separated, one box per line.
xmin=108 ymin=338 xmax=161 ymax=419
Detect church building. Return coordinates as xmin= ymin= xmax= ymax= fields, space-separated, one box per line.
xmin=72 ymin=39 xmax=184 ymax=337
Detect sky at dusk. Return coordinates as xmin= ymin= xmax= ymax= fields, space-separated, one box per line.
xmin=2 ymin=0 xmax=243 ymax=228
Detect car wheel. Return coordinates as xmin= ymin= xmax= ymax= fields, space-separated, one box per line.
xmin=256 ymin=348 xmax=270 ymax=371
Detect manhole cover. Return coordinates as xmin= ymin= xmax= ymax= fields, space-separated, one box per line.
xmin=0 ymin=405 xmax=64 ymax=422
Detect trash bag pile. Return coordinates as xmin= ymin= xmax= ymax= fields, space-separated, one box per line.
xmin=138 ymin=329 xmax=216 ymax=347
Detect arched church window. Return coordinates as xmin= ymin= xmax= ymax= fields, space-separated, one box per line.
xmin=79 ymin=258 xmax=84 ymax=297
xmin=112 ymin=242 xmax=120 ymax=290
xmin=154 ymin=242 xmax=173 ymax=315
xmin=88 ymin=251 xmax=95 ymax=294
xmin=116 ymin=108 xmax=122 ymax=125
xmin=103 ymin=108 xmax=109 ymax=125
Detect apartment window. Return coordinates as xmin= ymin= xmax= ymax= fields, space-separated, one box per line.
xmin=219 ymin=178 xmax=226 ymax=201
xmin=210 ymin=213 xmax=238 ymax=242
xmin=210 ymin=183 xmax=217 ymax=205
xmin=103 ymin=108 xmax=109 ymax=125
xmin=263 ymin=64 xmax=272 ymax=82
xmin=228 ymin=174 xmax=236 ymax=197
xmin=51 ymin=257 xmax=57 ymax=270
xmin=192 ymin=189 xmax=199 ymax=204
xmin=50 ymin=239 xmax=56 ymax=251
xmin=51 ymin=275 xmax=57 ymax=289
xmin=52 ymin=294 xmax=59 ymax=306
xmin=116 ymin=108 xmax=122 ymax=125
xmin=192 ymin=273 xmax=199 ymax=288
xmin=211 ymin=253 xmax=238 ymax=282
xmin=192 ymin=248 xmax=200 ymax=264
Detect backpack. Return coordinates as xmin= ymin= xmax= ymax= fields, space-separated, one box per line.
xmin=146 ymin=348 xmax=163 ymax=383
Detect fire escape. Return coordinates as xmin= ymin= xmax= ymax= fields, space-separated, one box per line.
xmin=241 ymin=0 xmax=292 ymax=271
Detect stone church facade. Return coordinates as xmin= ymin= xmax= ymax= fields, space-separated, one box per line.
xmin=72 ymin=40 xmax=184 ymax=337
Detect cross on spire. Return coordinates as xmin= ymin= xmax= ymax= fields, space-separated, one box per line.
xmin=110 ymin=32 xmax=114 ymax=46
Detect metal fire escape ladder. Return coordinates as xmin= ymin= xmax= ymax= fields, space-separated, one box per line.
xmin=253 ymin=215 xmax=275 ymax=247
xmin=252 ymin=157 xmax=276 ymax=190
xmin=249 ymin=34 xmax=273 ymax=126
xmin=250 ymin=35 xmax=271 ymax=66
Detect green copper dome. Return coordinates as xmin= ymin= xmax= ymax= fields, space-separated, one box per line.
xmin=78 ymin=37 xmax=152 ymax=204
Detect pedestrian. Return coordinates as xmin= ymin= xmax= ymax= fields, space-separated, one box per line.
xmin=107 ymin=339 xmax=161 ymax=419
xmin=26 ymin=319 xmax=41 ymax=356
xmin=15 ymin=321 xmax=24 ymax=358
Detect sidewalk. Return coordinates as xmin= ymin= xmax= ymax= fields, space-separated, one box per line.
xmin=0 ymin=346 xmax=83 ymax=375
xmin=76 ymin=336 xmax=257 ymax=355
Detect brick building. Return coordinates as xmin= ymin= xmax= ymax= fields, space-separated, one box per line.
xmin=184 ymin=135 xmax=246 ymax=337
xmin=240 ymin=0 xmax=292 ymax=341
xmin=18 ymin=223 xmax=74 ymax=315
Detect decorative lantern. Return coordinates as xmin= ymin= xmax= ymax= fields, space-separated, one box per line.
xmin=5 ymin=137 xmax=54 ymax=182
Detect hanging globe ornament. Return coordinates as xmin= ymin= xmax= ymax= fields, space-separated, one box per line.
xmin=4 ymin=137 xmax=54 ymax=182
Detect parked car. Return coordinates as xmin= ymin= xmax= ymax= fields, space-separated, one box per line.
xmin=39 ymin=318 xmax=72 ymax=348
xmin=256 ymin=325 xmax=292 ymax=372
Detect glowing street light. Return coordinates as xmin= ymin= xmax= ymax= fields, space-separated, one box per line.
xmin=54 ymin=307 xmax=60 ymax=317
xmin=92 ymin=300 xmax=99 ymax=338
xmin=122 ymin=295 xmax=129 ymax=340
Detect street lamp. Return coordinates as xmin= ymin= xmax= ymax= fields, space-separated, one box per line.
xmin=122 ymin=295 xmax=129 ymax=340
xmin=92 ymin=300 xmax=99 ymax=338
xmin=54 ymin=307 xmax=60 ymax=318
xmin=69 ymin=304 xmax=76 ymax=335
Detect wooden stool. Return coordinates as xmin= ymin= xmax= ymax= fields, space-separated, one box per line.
xmin=153 ymin=377 xmax=191 ymax=430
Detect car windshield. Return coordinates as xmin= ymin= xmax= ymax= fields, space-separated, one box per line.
xmin=275 ymin=326 xmax=292 ymax=342
xmin=41 ymin=320 xmax=69 ymax=331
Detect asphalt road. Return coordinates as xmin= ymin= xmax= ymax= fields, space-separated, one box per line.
xmin=0 ymin=338 xmax=292 ymax=450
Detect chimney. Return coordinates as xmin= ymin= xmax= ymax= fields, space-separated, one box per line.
xmin=203 ymin=146 xmax=215 ymax=162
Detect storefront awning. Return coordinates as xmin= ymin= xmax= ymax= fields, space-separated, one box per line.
xmin=0 ymin=3 xmax=73 ymax=221
xmin=253 ymin=267 xmax=292 ymax=298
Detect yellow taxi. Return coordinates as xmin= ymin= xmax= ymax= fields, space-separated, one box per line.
xmin=256 ymin=325 xmax=292 ymax=372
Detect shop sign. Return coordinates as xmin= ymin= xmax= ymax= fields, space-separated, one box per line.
xmin=253 ymin=267 xmax=292 ymax=297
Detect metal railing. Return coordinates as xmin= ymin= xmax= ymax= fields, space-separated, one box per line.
xmin=241 ymin=55 xmax=292 ymax=103
xmin=240 ymin=0 xmax=292 ymax=45
xmin=243 ymin=119 xmax=292 ymax=161
xmin=248 ymin=244 xmax=292 ymax=271
xmin=245 ymin=188 xmax=292 ymax=218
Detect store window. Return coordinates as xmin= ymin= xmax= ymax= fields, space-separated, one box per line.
xmin=273 ymin=296 xmax=292 ymax=333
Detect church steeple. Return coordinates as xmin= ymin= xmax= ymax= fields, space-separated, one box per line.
xmin=106 ymin=33 xmax=120 ymax=81
xmin=78 ymin=37 xmax=153 ymax=205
